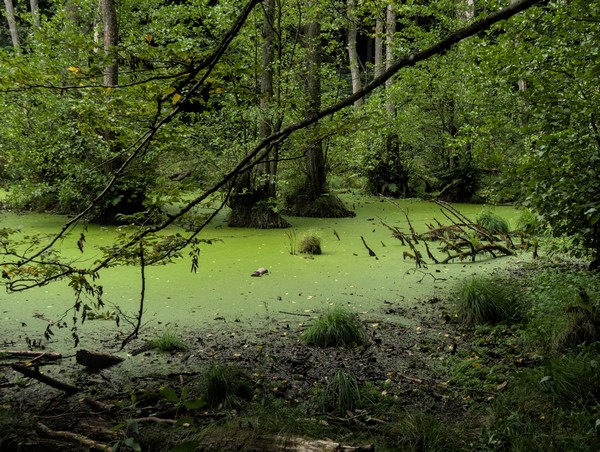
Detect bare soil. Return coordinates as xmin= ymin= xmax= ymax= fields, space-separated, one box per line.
xmin=1 ymin=297 xmax=471 ymax=451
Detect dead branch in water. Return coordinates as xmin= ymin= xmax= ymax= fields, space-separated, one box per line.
xmin=381 ymin=198 xmax=522 ymax=266
xmin=11 ymin=364 xmax=80 ymax=394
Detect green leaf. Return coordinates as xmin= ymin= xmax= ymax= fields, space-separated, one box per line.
xmin=160 ymin=387 xmax=180 ymax=403
xmin=183 ymin=398 xmax=206 ymax=410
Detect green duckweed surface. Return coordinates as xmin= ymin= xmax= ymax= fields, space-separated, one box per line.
xmin=1 ymin=196 xmax=523 ymax=352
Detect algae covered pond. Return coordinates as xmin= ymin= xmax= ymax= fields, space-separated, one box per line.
xmin=1 ymin=196 xmax=522 ymax=351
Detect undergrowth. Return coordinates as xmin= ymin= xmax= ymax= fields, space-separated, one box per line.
xmin=449 ymin=260 xmax=600 ymax=451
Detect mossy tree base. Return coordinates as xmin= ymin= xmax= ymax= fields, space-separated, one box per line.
xmin=285 ymin=193 xmax=355 ymax=218
xmin=227 ymin=193 xmax=290 ymax=229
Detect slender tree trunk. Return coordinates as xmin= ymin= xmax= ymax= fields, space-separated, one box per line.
xmin=259 ymin=0 xmax=275 ymax=196
xmin=30 ymin=0 xmax=40 ymax=28
xmin=509 ymin=0 xmax=527 ymax=91
xmin=3 ymin=0 xmax=20 ymax=52
xmin=287 ymin=2 xmax=354 ymax=217
xmin=101 ymin=0 xmax=118 ymax=157
xmin=102 ymin=0 xmax=118 ymax=88
xmin=347 ymin=0 xmax=363 ymax=108
xmin=374 ymin=16 xmax=383 ymax=79
xmin=385 ymin=4 xmax=395 ymax=115
xmin=305 ymin=17 xmax=326 ymax=201
xmin=382 ymin=3 xmax=409 ymax=197
xmin=465 ymin=0 xmax=475 ymax=21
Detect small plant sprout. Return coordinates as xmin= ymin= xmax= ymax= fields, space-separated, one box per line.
xmin=284 ymin=228 xmax=297 ymax=255
xmin=319 ymin=369 xmax=361 ymax=416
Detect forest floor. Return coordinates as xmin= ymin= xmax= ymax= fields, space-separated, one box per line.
xmin=0 ymin=291 xmax=486 ymax=451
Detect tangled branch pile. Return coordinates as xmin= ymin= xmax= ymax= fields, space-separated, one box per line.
xmin=383 ymin=200 xmax=530 ymax=267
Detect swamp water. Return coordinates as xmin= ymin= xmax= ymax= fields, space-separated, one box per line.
xmin=1 ymin=196 xmax=523 ymax=352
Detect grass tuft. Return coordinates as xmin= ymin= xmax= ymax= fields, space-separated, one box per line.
xmin=451 ymin=274 xmax=521 ymax=326
xmin=302 ymin=307 xmax=366 ymax=348
xmin=318 ymin=369 xmax=361 ymax=416
xmin=147 ymin=330 xmax=188 ymax=352
xmin=299 ymin=231 xmax=322 ymax=255
xmin=385 ymin=411 xmax=460 ymax=451
xmin=476 ymin=209 xmax=510 ymax=234
xmin=201 ymin=363 xmax=253 ymax=409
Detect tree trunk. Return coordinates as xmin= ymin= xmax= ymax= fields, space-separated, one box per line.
xmin=284 ymin=2 xmax=354 ymax=218
xmin=305 ymin=13 xmax=326 ymax=201
xmin=227 ymin=0 xmax=289 ymax=228
xmin=347 ymin=0 xmax=363 ymax=108
xmin=96 ymin=0 xmax=146 ymax=224
xmin=30 ymin=0 xmax=40 ymax=28
xmin=102 ymin=0 xmax=118 ymax=88
xmin=509 ymin=0 xmax=527 ymax=91
xmin=374 ymin=16 xmax=383 ymax=79
xmin=385 ymin=4 xmax=395 ymax=115
xmin=3 ymin=0 xmax=20 ymax=52
xmin=259 ymin=0 xmax=276 ymax=196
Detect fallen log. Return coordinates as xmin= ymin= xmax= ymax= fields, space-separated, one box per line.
xmin=36 ymin=422 xmax=112 ymax=452
xmin=11 ymin=364 xmax=80 ymax=394
xmin=440 ymin=243 xmax=515 ymax=264
xmin=196 ymin=432 xmax=374 ymax=451
xmin=0 ymin=350 xmax=62 ymax=361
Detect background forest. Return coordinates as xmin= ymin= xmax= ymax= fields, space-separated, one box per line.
xmin=0 ymin=0 xmax=598 ymax=267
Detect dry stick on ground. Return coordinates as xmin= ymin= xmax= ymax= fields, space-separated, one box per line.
xmin=11 ymin=364 xmax=80 ymax=394
xmin=36 ymin=422 xmax=112 ymax=452
xmin=279 ymin=311 xmax=311 ymax=317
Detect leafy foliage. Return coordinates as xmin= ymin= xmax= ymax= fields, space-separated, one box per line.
xmin=522 ymin=262 xmax=600 ymax=351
